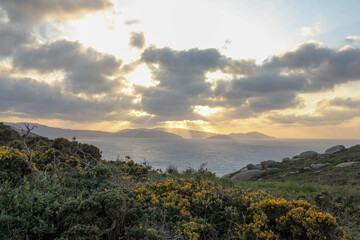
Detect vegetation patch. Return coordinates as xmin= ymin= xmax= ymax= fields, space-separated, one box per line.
xmin=0 ymin=123 xmax=356 ymax=239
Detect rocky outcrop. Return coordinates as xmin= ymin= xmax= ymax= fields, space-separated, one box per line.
xmin=261 ymin=160 xmax=277 ymax=170
xmin=335 ymin=162 xmax=358 ymax=168
xmin=300 ymin=151 xmax=318 ymax=158
xmin=231 ymin=169 xmax=265 ymax=181
xmin=310 ymin=163 xmax=330 ymax=169
xmin=350 ymin=144 xmax=360 ymax=149
xmin=282 ymin=157 xmax=290 ymax=163
xmin=325 ymin=145 xmax=345 ymax=155
xmin=291 ymin=155 xmax=304 ymax=161
xmin=246 ymin=164 xmax=260 ymax=170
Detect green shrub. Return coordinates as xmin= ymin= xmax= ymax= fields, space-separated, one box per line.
xmin=0 ymin=179 xmax=60 ymax=240
xmin=57 ymin=189 xmax=128 ymax=239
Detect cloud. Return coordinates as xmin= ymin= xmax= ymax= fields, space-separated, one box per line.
xmin=268 ymin=96 xmax=360 ymax=126
xmin=345 ymin=35 xmax=360 ymax=43
xmin=0 ymin=22 xmax=36 ymax=56
xmin=248 ymin=92 xmax=303 ymax=113
xmin=13 ymin=39 xmax=124 ymax=94
xmin=210 ymin=42 xmax=360 ymax=119
xmin=301 ymin=21 xmax=321 ymax=37
xmin=124 ymin=19 xmax=141 ymax=25
xmin=136 ymin=46 xmax=227 ymax=120
xmin=260 ymin=42 xmax=360 ymax=91
xmin=264 ymin=42 xmax=332 ymax=69
xmin=129 ymin=31 xmax=146 ymax=49
xmin=135 ymin=43 xmax=360 ymax=122
xmin=0 ymin=0 xmax=113 ymax=23
xmin=0 ymin=74 xmax=134 ymax=121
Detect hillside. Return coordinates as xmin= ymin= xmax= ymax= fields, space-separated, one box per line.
xmin=115 ymin=129 xmax=183 ymax=139
xmin=155 ymin=128 xmax=217 ymax=139
xmin=207 ymin=134 xmax=232 ymax=139
xmin=207 ymin=131 xmax=274 ymax=140
xmin=229 ymin=131 xmax=275 ymax=139
xmin=5 ymin=123 xmax=183 ymax=139
xmin=5 ymin=122 xmax=114 ymax=139
xmin=225 ymin=144 xmax=360 ymax=238
xmin=0 ymin=122 xmax=351 ymax=239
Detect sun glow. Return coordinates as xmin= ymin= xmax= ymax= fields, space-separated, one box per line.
xmin=130 ymin=110 xmax=154 ymax=117
xmin=193 ymin=105 xmax=223 ymax=116
xmin=126 ymin=64 xmax=157 ymax=87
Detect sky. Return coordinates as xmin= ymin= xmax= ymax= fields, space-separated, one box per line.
xmin=0 ymin=0 xmax=360 ymax=138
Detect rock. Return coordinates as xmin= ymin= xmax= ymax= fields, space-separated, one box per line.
xmin=335 ymin=162 xmax=358 ymax=168
xmin=310 ymin=163 xmax=330 ymax=169
xmin=231 ymin=169 xmax=265 ymax=181
xmin=261 ymin=160 xmax=277 ymax=170
xmin=221 ymin=173 xmax=232 ymax=178
xmin=325 ymin=145 xmax=345 ymax=154
xmin=282 ymin=157 xmax=290 ymax=163
xmin=247 ymin=164 xmax=257 ymax=170
xmin=350 ymin=144 xmax=360 ymax=149
xmin=291 ymin=155 xmax=303 ymax=161
xmin=303 ymin=166 xmax=311 ymax=171
xmin=300 ymin=151 xmax=318 ymax=158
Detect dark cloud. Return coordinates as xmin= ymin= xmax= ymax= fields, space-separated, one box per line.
xmin=0 ymin=74 xmax=134 ymax=121
xmin=323 ymin=97 xmax=360 ymax=109
xmin=264 ymin=42 xmax=332 ymax=69
xmin=129 ymin=31 xmax=145 ymax=49
xmin=13 ymin=39 xmax=123 ymax=94
xmin=248 ymin=92 xmax=303 ymax=113
xmin=223 ymin=59 xmax=257 ymax=75
xmin=233 ymin=72 xmax=306 ymax=93
xmin=0 ymin=0 xmax=113 ymax=23
xmin=124 ymin=19 xmax=141 ymax=25
xmin=0 ymin=22 xmax=35 ymax=56
xmin=211 ymin=43 xmax=360 ymax=119
xmin=136 ymin=87 xmax=195 ymax=119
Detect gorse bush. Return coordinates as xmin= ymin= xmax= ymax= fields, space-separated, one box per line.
xmin=131 ymin=177 xmax=345 ymax=240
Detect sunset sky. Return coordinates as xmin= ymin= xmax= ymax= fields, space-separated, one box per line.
xmin=1 ymin=0 xmax=360 ymax=138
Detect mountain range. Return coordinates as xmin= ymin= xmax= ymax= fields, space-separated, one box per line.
xmin=4 ymin=122 xmax=274 ymax=140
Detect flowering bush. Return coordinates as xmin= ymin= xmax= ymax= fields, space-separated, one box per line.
xmin=0 ymin=146 xmax=31 ymax=182
xmin=132 ymin=177 xmax=345 ymax=240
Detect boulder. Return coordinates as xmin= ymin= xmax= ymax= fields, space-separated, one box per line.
xmin=231 ymin=169 xmax=265 ymax=181
xmin=261 ymin=160 xmax=277 ymax=170
xmin=325 ymin=145 xmax=345 ymax=155
xmin=246 ymin=164 xmax=257 ymax=170
xmin=310 ymin=163 xmax=330 ymax=169
xmin=291 ymin=155 xmax=303 ymax=161
xmin=282 ymin=157 xmax=291 ymax=163
xmin=335 ymin=162 xmax=358 ymax=168
xmin=300 ymin=151 xmax=318 ymax=158
xmin=350 ymin=144 xmax=360 ymax=149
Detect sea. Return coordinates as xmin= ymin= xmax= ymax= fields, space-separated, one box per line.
xmin=77 ymin=137 xmax=360 ymax=177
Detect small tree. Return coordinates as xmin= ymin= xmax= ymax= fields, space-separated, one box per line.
xmin=13 ymin=123 xmax=37 ymax=163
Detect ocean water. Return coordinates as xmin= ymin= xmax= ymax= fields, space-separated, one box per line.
xmin=78 ymin=137 xmax=360 ymax=177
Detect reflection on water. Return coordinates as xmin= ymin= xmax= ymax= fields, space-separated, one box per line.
xmin=78 ymin=138 xmax=359 ymax=177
